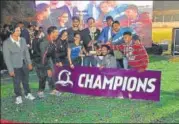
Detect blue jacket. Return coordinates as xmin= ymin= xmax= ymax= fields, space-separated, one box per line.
xmin=97 ymin=26 xmax=112 ymax=44
xmin=111 ymin=27 xmax=136 ymax=45
xmin=105 ymin=4 xmax=129 ymax=21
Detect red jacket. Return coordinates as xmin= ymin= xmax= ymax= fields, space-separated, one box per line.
xmin=120 ymin=12 xmax=152 ymax=27
xmin=109 ymin=40 xmax=149 ymax=71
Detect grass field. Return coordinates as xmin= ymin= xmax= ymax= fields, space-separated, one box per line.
xmin=1 ymin=55 xmax=179 ymax=123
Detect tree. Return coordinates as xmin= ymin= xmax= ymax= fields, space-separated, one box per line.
xmin=1 ymin=0 xmax=36 ymax=24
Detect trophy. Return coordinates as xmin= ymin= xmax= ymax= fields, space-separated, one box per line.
xmin=75 ymin=2 xmax=88 ymax=30
xmin=89 ymin=27 xmax=97 ymax=55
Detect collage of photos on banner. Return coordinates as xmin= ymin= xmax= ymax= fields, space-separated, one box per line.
xmin=35 ymin=1 xmax=152 ymax=71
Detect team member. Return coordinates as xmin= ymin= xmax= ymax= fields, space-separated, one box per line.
xmin=68 ymin=32 xmax=87 ymax=66
xmin=40 ymin=26 xmax=60 ymax=97
xmin=55 ymin=30 xmax=74 ymax=69
xmin=31 ymin=30 xmax=46 ymax=98
xmin=3 ymin=25 xmax=35 ymax=104
xmin=97 ymin=16 xmax=114 ymax=44
xmin=67 ymin=16 xmax=81 ymax=44
xmin=81 ymin=17 xmax=100 ymax=67
xmin=109 ymin=32 xmax=149 ymax=72
xmin=98 ymin=45 xmax=117 ymax=69
xmin=108 ymin=21 xmax=136 ymax=68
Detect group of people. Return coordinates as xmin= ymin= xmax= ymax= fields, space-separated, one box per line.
xmin=1 ymin=14 xmax=149 ymax=104
xmin=36 ymin=1 xmax=151 ymax=44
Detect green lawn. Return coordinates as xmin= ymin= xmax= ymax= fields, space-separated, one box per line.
xmin=1 ymin=55 xmax=179 ymax=123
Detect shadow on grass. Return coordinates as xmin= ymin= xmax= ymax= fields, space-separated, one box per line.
xmin=149 ymin=55 xmax=171 ymax=63
xmin=161 ymin=90 xmax=179 ymax=97
xmin=151 ymin=110 xmax=179 ymax=123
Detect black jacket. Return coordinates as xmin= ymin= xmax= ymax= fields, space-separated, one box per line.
xmin=55 ymin=39 xmax=69 ymax=63
xmin=81 ymin=28 xmax=100 ymax=52
xmin=31 ymin=38 xmax=44 ymax=63
xmin=67 ymin=27 xmax=81 ymax=44
xmin=40 ymin=38 xmax=55 ymax=70
xmin=21 ymin=28 xmax=30 ymax=45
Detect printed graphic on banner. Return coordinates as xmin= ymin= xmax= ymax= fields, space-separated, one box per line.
xmin=35 ymin=1 xmax=153 ymax=47
xmin=54 ymin=66 xmax=161 ymax=101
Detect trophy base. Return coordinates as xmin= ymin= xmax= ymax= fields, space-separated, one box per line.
xmin=89 ymin=51 xmax=96 ymax=55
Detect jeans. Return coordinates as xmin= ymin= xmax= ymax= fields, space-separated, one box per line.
xmin=33 ymin=61 xmax=55 ymax=92
xmin=123 ymin=57 xmax=129 ymax=69
xmin=13 ymin=63 xmax=31 ymax=97
xmin=116 ymin=59 xmax=123 ymax=68
xmin=72 ymin=57 xmax=82 ymax=66
xmin=60 ymin=58 xmax=69 ymax=66
xmin=83 ymin=56 xmax=97 ymax=67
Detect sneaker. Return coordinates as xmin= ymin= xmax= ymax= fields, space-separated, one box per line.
xmin=37 ymin=91 xmax=45 ymax=98
xmin=25 ymin=93 xmax=35 ymax=100
xmin=50 ymin=90 xmax=61 ymax=96
xmin=15 ymin=96 xmax=23 ymax=104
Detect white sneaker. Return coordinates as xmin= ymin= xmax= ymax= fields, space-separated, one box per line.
xmin=25 ymin=93 xmax=35 ymax=100
xmin=15 ymin=96 xmax=23 ymax=104
xmin=37 ymin=91 xmax=45 ymax=98
xmin=50 ymin=90 xmax=61 ymax=96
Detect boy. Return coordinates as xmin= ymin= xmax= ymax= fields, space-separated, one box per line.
xmin=109 ymin=32 xmax=149 ymax=72
xmin=97 ymin=45 xmax=117 ymax=69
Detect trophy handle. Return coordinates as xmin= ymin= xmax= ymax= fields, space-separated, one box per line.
xmin=89 ymin=32 xmax=95 ymax=51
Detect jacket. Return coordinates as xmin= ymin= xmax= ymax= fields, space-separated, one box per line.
xmin=55 ymin=39 xmax=69 ymax=63
xmin=40 ymin=37 xmax=54 ymax=70
xmin=97 ymin=54 xmax=117 ymax=68
xmin=109 ymin=40 xmax=149 ymax=71
xmin=81 ymin=28 xmax=100 ymax=52
xmin=97 ymin=26 xmax=112 ymax=44
xmin=3 ymin=37 xmax=32 ymax=73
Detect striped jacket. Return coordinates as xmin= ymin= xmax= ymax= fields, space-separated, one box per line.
xmin=109 ymin=40 xmax=149 ymax=71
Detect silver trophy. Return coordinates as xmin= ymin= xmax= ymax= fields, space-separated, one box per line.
xmin=89 ymin=27 xmax=97 ymax=55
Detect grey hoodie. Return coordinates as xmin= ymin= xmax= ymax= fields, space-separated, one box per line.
xmin=96 ymin=54 xmax=117 ymax=68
